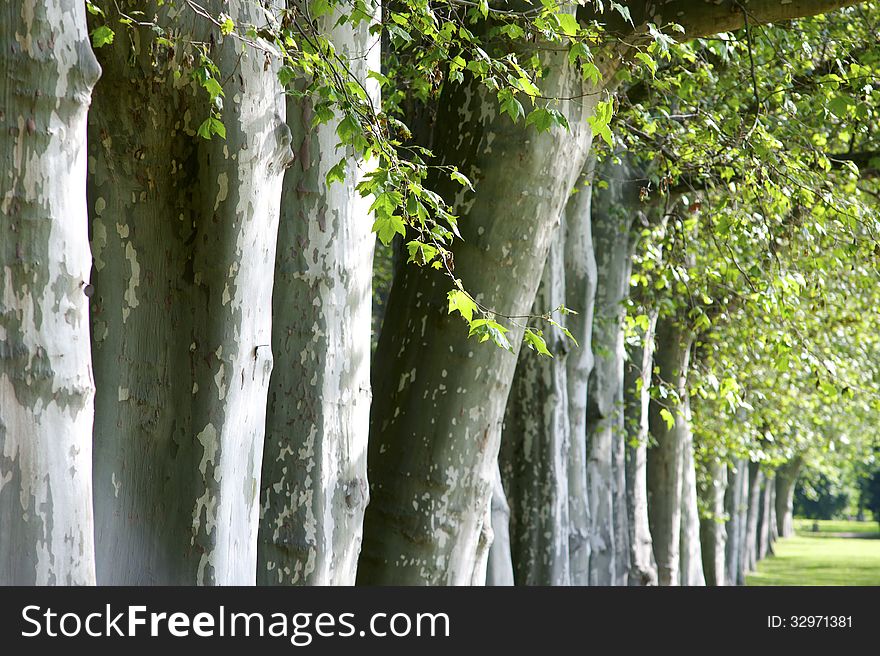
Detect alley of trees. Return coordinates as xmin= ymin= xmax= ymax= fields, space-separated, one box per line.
xmin=2 ymin=0 xmax=880 ymax=586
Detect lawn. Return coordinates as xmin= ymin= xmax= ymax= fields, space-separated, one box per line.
xmin=746 ymin=520 xmax=880 ymax=586
xmin=792 ymin=518 xmax=880 ymax=535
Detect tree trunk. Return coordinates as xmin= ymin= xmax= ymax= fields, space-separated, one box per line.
xmin=758 ymin=473 xmax=775 ymax=560
xmin=646 ymin=317 xmax=695 ymax=586
xmin=775 ymin=456 xmax=803 ymax=538
xmin=743 ymin=462 xmax=764 ymax=573
xmin=624 ymin=312 xmax=658 ymax=586
xmin=499 ymin=232 xmax=571 ymax=586
xmin=699 ymin=461 xmax=727 ymax=586
xmin=358 ymin=48 xmax=608 ymax=584
xmin=724 ymin=458 xmax=749 ymax=585
xmin=0 ymin=0 xmax=100 ymax=585
xmin=486 ymin=464 xmax=515 ymax=586
xmin=563 ymin=159 xmax=597 ymax=586
xmin=586 ymin=156 xmax=643 ymax=585
xmin=257 ymin=5 xmax=378 ymax=587
xmin=769 ymin=480 xmax=779 ymax=544
xmin=678 ymin=395 xmax=705 ymax=586
xmin=89 ymin=2 xmax=292 ymax=584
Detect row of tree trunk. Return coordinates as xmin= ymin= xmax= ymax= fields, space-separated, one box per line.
xmin=1 ymin=0 xmax=826 ymax=585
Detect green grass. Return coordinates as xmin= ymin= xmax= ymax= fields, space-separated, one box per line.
xmin=792 ymin=518 xmax=880 ymax=535
xmin=746 ymin=520 xmax=880 ymax=586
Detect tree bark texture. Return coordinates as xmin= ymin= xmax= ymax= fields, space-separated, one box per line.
xmin=699 ymin=461 xmax=727 ymax=586
xmin=0 ymin=0 xmax=100 ymax=585
xmin=624 ymin=311 xmax=658 ymax=586
xmin=258 ymin=2 xmax=379 ymax=586
xmin=89 ymin=1 xmax=292 ymax=584
xmin=563 ymin=159 xmax=597 ymax=586
xmin=358 ymin=44 xmax=613 ymax=584
xmin=586 ymin=156 xmax=643 ymax=585
xmin=646 ymin=316 xmax=695 ymax=586
xmin=500 ymin=231 xmax=572 ymax=586
xmin=678 ymin=394 xmax=705 ymax=586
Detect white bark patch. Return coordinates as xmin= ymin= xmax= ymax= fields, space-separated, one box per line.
xmin=122 ymin=241 xmax=140 ymax=323
xmin=92 ymin=215 xmax=107 ymax=271
xmin=214 ymin=172 xmax=229 ymax=211
xmin=196 ymin=423 xmax=219 ymax=476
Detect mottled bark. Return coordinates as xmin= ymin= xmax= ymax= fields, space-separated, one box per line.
xmin=775 ymin=456 xmax=803 ymax=538
xmin=358 ymin=43 xmax=612 ymax=584
xmin=699 ymin=461 xmax=727 ymax=586
xmin=646 ymin=316 xmax=695 ymax=586
xmin=563 ymin=160 xmax=597 ymax=585
xmin=743 ymin=462 xmax=764 ymax=573
xmin=89 ymin=1 xmax=292 ymax=584
xmin=678 ymin=395 xmax=705 ymax=586
xmin=586 ymin=156 xmax=643 ymax=585
xmin=486 ymin=464 xmax=515 ymax=586
xmin=724 ymin=458 xmax=749 ymax=586
xmin=624 ymin=312 xmax=658 ymax=586
xmin=258 ymin=4 xmax=378 ymax=586
xmin=500 ymin=232 xmax=571 ymax=586
xmin=0 ymin=0 xmax=100 ymax=585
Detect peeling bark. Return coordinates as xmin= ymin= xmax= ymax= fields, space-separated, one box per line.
xmin=500 ymin=231 xmax=571 ymax=586
xmin=563 ymin=160 xmax=597 ymax=586
xmin=678 ymin=406 xmax=705 ymax=586
xmin=358 ymin=43 xmax=613 ymax=584
xmin=624 ymin=312 xmax=658 ymax=586
xmin=0 ymin=0 xmax=100 ymax=585
xmin=258 ymin=3 xmax=378 ymax=586
xmin=646 ymin=316 xmax=695 ymax=586
xmin=89 ymin=1 xmax=292 ymax=584
xmin=586 ymin=156 xmax=644 ymax=585
xmin=699 ymin=461 xmax=727 ymax=586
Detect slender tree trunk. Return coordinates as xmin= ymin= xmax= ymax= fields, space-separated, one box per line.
xmin=758 ymin=473 xmax=775 ymax=560
xmin=257 ymin=4 xmax=378 ymax=586
xmin=358 ymin=46 xmax=610 ymax=584
xmin=0 ymin=0 xmax=100 ymax=585
xmin=775 ymin=456 xmax=803 ymax=538
xmin=563 ymin=160 xmax=597 ymax=585
xmin=699 ymin=461 xmax=727 ymax=586
xmin=769 ymin=480 xmax=779 ymax=544
xmin=499 ymin=232 xmax=571 ymax=586
xmin=586 ymin=156 xmax=643 ymax=585
xmin=89 ymin=2 xmax=292 ymax=584
xmin=724 ymin=458 xmax=749 ymax=585
xmin=678 ymin=395 xmax=705 ymax=586
xmin=624 ymin=312 xmax=658 ymax=586
xmin=646 ymin=317 xmax=695 ymax=586
xmin=743 ymin=463 xmax=763 ymax=573
xmin=486 ymin=464 xmax=515 ymax=586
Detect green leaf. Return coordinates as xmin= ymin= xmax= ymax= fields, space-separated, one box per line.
xmin=524 ymin=329 xmax=553 ymax=357
xmin=91 ymin=25 xmax=114 ymax=48
xmin=447 ymin=289 xmax=478 ymax=323
xmin=660 ymin=408 xmax=675 ymax=430
xmin=556 ymin=13 xmax=580 ymax=37
xmin=450 ymin=170 xmax=474 ymax=190
xmin=372 ymin=213 xmax=407 ymax=245
xmin=326 ymin=160 xmax=347 ymax=187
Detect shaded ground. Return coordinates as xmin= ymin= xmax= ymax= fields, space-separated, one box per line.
xmin=746 ymin=519 xmax=880 ymax=586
